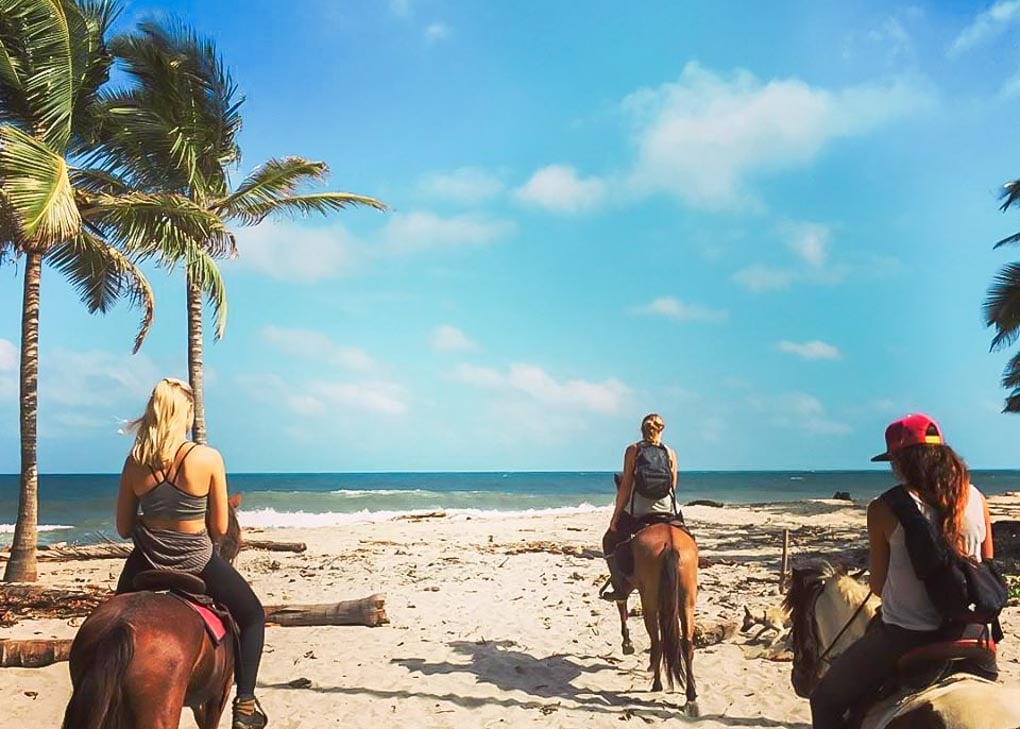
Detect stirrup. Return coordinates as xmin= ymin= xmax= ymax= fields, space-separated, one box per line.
xmin=599 ymin=578 xmax=629 ymax=602
xmin=232 ymin=696 xmax=268 ymax=729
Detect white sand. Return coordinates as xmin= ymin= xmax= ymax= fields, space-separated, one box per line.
xmin=3 ymin=496 xmax=1020 ymax=728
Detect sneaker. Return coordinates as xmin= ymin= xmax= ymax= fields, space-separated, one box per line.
xmin=232 ymin=697 xmax=268 ymax=729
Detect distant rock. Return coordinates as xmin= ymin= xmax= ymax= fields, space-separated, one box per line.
xmin=832 ymin=491 xmax=852 ymax=501
xmin=686 ymin=499 xmax=724 ymax=508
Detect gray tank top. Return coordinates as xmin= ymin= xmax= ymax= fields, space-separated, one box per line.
xmin=137 ymin=443 xmax=208 ymax=521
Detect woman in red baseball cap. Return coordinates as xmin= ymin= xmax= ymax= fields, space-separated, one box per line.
xmin=810 ymin=413 xmax=995 ymax=729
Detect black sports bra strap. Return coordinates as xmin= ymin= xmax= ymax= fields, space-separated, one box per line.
xmin=169 ymin=443 xmax=200 ymax=484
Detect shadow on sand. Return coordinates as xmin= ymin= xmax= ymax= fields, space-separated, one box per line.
xmin=262 ymin=638 xmax=810 ymax=727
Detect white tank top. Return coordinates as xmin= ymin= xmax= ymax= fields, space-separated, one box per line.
xmin=881 ymin=483 xmax=986 ymax=631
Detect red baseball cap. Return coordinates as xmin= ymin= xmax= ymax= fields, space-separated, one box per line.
xmin=871 ymin=413 xmax=944 ymax=462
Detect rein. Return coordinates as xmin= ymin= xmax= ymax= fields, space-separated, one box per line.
xmin=816 ymin=588 xmax=874 ymax=666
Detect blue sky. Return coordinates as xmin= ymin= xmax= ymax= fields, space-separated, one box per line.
xmin=3 ymin=0 xmax=1020 ymax=473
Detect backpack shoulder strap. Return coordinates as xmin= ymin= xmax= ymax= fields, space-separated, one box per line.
xmin=880 ymin=484 xmax=948 ymax=579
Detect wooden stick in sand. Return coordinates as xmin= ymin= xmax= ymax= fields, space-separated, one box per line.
xmin=779 ymin=528 xmax=790 ymax=591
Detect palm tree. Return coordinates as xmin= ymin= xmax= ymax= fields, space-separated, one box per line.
xmin=98 ymin=21 xmax=386 ymax=444
xmin=0 ymin=0 xmax=229 ymax=581
xmin=986 ymin=180 xmax=1020 ymax=413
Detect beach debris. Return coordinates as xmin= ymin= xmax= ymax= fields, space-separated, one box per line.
xmin=286 ymin=677 xmax=312 ymax=688
xmin=499 ymin=541 xmax=602 ymax=560
xmin=693 ymin=619 xmax=738 ymax=648
xmin=0 ymin=639 xmax=73 ymax=668
xmin=264 ymin=593 xmax=389 ymax=627
xmin=831 ymin=491 xmax=852 ymax=501
xmin=0 ymin=585 xmax=110 ymax=627
xmin=395 ymin=511 xmax=447 ymax=521
xmin=686 ymin=499 xmax=724 ymax=508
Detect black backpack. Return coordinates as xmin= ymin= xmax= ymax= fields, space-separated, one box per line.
xmin=632 ymin=442 xmax=673 ymax=501
xmin=880 ymin=485 xmax=1008 ymax=626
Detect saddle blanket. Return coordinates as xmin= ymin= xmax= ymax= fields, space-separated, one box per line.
xmin=169 ymin=592 xmax=228 ymax=645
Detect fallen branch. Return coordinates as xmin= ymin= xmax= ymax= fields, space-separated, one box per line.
xmin=0 ymin=585 xmax=110 ymax=627
xmin=0 ymin=538 xmax=307 ymax=563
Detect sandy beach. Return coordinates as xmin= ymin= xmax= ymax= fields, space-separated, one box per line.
xmin=3 ymin=496 xmax=1020 ymax=729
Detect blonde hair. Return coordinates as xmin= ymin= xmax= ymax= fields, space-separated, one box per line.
xmin=129 ymin=378 xmax=194 ymax=470
xmin=640 ymin=413 xmax=665 ymax=442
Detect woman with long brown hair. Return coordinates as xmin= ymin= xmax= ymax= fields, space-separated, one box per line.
xmin=809 ymin=413 xmax=994 ymax=729
xmin=114 ymin=378 xmax=268 ymax=729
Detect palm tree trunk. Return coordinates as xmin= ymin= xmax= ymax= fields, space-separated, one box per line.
xmin=4 ymin=252 xmax=42 ymax=582
xmin=186 ymin=271 xmax=207 ymax=445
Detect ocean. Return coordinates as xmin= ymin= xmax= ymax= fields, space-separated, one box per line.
xmin=2 ymin=470 xmax=1020 ymax=546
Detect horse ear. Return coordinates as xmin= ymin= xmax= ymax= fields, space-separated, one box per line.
xmin=229 ymin=493 xmax=242 ymax=509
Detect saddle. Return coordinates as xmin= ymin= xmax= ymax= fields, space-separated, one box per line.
xmin=132 ymin=569 xmax=234 ymax=646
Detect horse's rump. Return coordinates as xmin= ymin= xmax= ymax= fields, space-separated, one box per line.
xmin=61 ymin=621 xmax=134 ymax=729
xmin=867 ymin=675 xmax=1020 ymax=729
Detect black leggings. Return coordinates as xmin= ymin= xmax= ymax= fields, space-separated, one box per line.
xmin=116 ymin=549 xmax=265 ymax=698
xmin=810 ymin=619 xmax=937 ymax=729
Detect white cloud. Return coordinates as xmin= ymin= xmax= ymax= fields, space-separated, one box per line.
xmin=430 ymin=325 xmax=478 ymax=352
xmin=241 ymin=373 xmax=408 ymax=417
xmin=635 ymin=296 xmax=728 ymax=322
xmin=515 ymin=165 xmax=607 ymax=214
xmin=234 ymin=222 xmax=358 ymax=282
xmin=774 ymin=392 xmax=852 ymax=435
xmin=0 ymin=339 xmax=15 ymax=371
xmin=381 ymin=211 xmax=513 ymax=253
xmin=389 ymin=0 xmax=412 ymax=18
xmin=418 ymin=167 xmax=504 ymax=204
xmin=261 ymin=325 xmax=376 ymax=371
xmin=732 ymin=265 xmax=797 ymax=292
xmin=949 ymin=1 xmax=1020 ymax=56
xmin=424 ymin=22 xmax=452 ymax=44
xmin=777 ymin=340 xmax=842 ymax=361
xmin=301 ymin=381 xmax=407 ymax=415
xmin=453 ymin=363 xmax=629 ymax=413
xmin=621 ymin=62 xmax=931 ymax=209
xmin=784 ymin=221 xmax=830 ymax=268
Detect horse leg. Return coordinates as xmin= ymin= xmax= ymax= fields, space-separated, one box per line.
xmin=680 ymin=593 xmax=698 ymax=715
xmin=640 ymin=582 xmax=662 ymax=691
xmin=616 ymin=598 xmax=634 ymax=655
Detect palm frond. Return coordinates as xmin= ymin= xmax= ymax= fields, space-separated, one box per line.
xmin=0 ymin=123 xmax=80 ymax=245
xmin=101 ymin=17 xmax=241 ymax=197
xmin=216 ymin=157 xmax=386 ymax=225
xmin=68 ymin=165 xmax=131 ymax=195
xmin=1001 ymin=180 xmax=1020 ymax=213
xmin=984 ymin=262 xmax=1020 ymax=351
xmin=79 ymin=190 xmax=235 ymax=259
xmin=185 ymin=247 xmax=227 ymax=339
xmin=46 ymin=230 xmax=155 ymax=351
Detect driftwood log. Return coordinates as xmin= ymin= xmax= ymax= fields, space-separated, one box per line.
xmin=0 ymin=639 xmax=73 ymax=668
xmin=693 ymin=619 xmax=738 ymax=648
xmin=0 ymin=539 xmax=307 ymax=563
xmin=264 ymin=594 xmax=388 ymax=627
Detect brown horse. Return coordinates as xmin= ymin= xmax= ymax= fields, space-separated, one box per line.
xmin=60 ymin=496 xmax=244 ymax=729
xmin=613 ymin=521 xmax=699 ymax=712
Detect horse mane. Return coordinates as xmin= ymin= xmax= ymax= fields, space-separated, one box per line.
xmin=784 ymin=561 xmax=846 ymax=676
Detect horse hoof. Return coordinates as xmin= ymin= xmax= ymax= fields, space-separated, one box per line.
xmin=622 ymin=643 xmax=635 ymax=655
xmin=685 ymin=700 xmax=700 ymax=718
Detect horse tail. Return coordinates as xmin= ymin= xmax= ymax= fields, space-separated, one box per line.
xmin=658 ymin=541 xmax=685 ymax=692
xmin=61 ymin=622 xmax=135 ymax=729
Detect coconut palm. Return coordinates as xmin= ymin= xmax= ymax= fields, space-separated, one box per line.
xmin=98 ymin=20 xmax=386 ymax=444
xmin=0 ymin=0 xmax=229 ymax=581
xmin=986 ymin=180 xmax=1020 ymax=413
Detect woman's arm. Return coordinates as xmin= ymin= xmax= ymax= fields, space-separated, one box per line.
xmin=205 ymin=448 xmax=230 ymax=540
xmin=981 ymin=491 xmax=994 ymax=560
xmin=669 ymin=446 xmax=678 ymax=489
xmin=867 ymin=499 xmax=892 ymax=596
xmin=610 ymin=445 xmax=637 ymax=531
xmin=116 ymin=457 xmax=139 ymax=539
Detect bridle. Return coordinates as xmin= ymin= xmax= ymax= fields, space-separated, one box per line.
xmin=814 ymin=584 xmax=874 ymax=667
